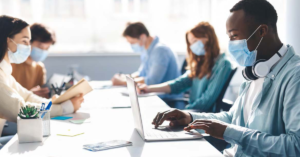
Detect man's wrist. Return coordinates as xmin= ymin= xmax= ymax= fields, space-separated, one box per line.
xmin=187 ymin=112 xmax=193 ymax=123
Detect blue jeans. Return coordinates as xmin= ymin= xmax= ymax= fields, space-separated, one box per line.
xmin=0 ymin=121 xmax=17 ymax=149
xmin=1 ymin=121 xmax=17 ymax=136
xmin=0 ymin=135 xmax=13 ymax=149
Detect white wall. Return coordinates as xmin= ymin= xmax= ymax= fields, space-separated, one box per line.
xmin=43 ymin=53 xmax=186 ymax=81
xmin=286 ymin=0 xmax=300 ymax=54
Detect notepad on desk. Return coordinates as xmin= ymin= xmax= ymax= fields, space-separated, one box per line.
xmin=57 ymin=129 xmax=84 ymax=137
xmin=53 ymin=78 xmax=93 ymax=104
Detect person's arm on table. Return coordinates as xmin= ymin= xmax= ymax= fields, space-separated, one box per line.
xmin=111 ymin=73 xmax=127 ymax=86
xmin=51 ymin=94 xmax=84 ymax=115
xmin=185 ymin=61 xmax=232 ymax=110
xmin=137 ymin=82 xmax=171 ymax=94
xmin=0 ymin=82 xmax=47 ymax=122
xmin=151 ymin=99 xmax=237 ymax=132
xmin=131 ymin=71 xmax=140 ymax=78
xmin=133 ymin=77 xmax=145 ymax=84
xmin=137 ymin=72 xmax=192 ymax=94
xmin=12 ymin=79 xmax=84 ymax=117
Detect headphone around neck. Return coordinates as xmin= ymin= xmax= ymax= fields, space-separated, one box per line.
xmin=242 ymin=45 xmax=287 ymax=81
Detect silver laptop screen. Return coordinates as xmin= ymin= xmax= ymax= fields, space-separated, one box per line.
xmin=126 ymin=76 xmax=145 ymax=138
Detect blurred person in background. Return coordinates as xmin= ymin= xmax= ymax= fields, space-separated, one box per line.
xmin=111 ymin=22 xmax=181 ymax=99
xmin=0 ymin=16 xmax=84 ymax=148
xmin=12 ymin=23 xmax=56 ymax=98
xmin=137 ymin=22 xmax=233 ymax=111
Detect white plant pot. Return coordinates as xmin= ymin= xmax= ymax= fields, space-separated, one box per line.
xmin=17 ymin=117 xmax=43 ymax=143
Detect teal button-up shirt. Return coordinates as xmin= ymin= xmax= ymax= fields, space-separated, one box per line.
xmin=168 ymin=53 xmax=233 ymax=111
xmin=191 ymin=45 xmax=300 ymax=157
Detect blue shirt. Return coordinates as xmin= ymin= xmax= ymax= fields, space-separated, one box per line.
xmin=168 ymin=53 xmax=233 ymax=111
xmin=138 ymin=37 xmax=181 ymax=98
xmin=191 ymin=45 xmax=300 ymax=157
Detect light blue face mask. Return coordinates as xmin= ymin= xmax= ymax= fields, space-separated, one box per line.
xmin=190 ymin=40 xmax=205 ymax=56
xmin=228 ymin=25 xmax=263 ymax=66
xmin=131 ymin=43 xmax=145 ymax=54
xmin=30 ymin=47 xmax=49 ymax=62
xmin=8 ymin=39 xmax=31 ymax=64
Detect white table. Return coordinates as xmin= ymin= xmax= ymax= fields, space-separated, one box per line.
xmin=0 ymin=82 xmax=223 ymax=157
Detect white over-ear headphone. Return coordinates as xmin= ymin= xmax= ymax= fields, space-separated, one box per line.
xmin=242 ymin=45 xmax=287 ymax=81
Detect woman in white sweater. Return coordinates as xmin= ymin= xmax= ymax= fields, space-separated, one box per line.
xmin=0 ymin=15 xmax=84 ymax=147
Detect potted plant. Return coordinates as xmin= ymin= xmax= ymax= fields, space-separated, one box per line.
xmin=17 ymin=104 xmax=43 ymax=143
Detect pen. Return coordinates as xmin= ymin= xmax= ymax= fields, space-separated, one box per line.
xmin=41 ymin=101 xmax=52 ymax=118
xmin=45 ymin=101 xmax=52 ymax=110
xmin=61 ymin=77 xmax=65 ymax=88
xmin=51 ymin=84 xmax=58 ymax=95
xmin=61 ymin=82 xmax=66 ymax=89
xmin=40 ymin=103 xmax=45 ymax=111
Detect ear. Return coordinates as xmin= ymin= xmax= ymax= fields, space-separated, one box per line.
xmin=139 ymin=34 xmax=147 ymax=40
xmin=259 ymin=24 xmax=268 ymax=37
xmin=7 ymin=37 xmax=11 ymax=44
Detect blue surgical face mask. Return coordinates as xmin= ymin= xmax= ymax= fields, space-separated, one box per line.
xmin=131 ymin=43 xmax=145 ymax=54
xmin=228 ymin=25 xmax=263 ymax=66
xmin=8 ymin=39 xmax=31 ymax=64
xmin=190 ymin=40 xmax=205 ymax=56
xmin=30 ymin=47 xmax=49 ymax=62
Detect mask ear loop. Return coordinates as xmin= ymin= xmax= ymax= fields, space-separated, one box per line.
xmin=254 ymin=37 xmax=263 ymax=50
xmin=7 ymin=39 xmax=17 ymax=52
xmin=247 ymin=25 xmax=262 ymax=41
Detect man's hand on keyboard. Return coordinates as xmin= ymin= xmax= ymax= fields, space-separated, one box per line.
xmin=152 ymin=109 xmax=192 ymax=129
xmin=184 ymin=119 xmax=228 ymax=140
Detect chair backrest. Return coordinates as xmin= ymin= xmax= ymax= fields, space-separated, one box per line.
xmin=181 ymin=59 xmax=188 ymax=75
xmin=215 ymin=67 xmax=237 ymax=112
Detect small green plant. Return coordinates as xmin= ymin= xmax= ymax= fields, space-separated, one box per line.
xmin=18 ymin=105 xmax=39 ymax=119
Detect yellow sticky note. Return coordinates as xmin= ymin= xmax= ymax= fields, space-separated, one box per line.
xmin=57 ymin=129 xmax=84 ymax=137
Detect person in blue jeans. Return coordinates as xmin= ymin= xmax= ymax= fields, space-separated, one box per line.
xmin=151 ymin=0 xmax=300 ymax=156
xmin=111 ymin=22 xmax=180 ymax=98
xmin=138 ymin=22 xmax=233 ymax=111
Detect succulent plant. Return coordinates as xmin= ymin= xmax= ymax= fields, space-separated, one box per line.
xmin=18 ymin=105 xmax=39 ymax=119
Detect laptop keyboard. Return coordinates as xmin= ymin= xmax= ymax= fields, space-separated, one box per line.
xmin=145 ymin=128 xmax=179 ymax=138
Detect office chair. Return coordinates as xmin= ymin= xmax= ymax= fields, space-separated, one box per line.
xmin=165 ymin=67 xmax=237 ymax=113
xmin=181 ymin=59 xmax=188 ymax=75
xmin=214 ymin=67 xmax=237 ymax=112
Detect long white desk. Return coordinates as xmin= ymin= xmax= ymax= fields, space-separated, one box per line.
xmin=0 ymin=82 xmax=222 ymax=157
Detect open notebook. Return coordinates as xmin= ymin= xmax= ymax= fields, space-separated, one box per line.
xmin=53 ymin=79 xmax=93 ymax=104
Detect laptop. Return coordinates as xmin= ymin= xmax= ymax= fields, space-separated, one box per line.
xmin=126 ymin=76 xmax=203 ymax=141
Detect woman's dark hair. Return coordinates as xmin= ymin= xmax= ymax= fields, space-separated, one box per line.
xmin=0 ymin=15 xmax=29 ymax=62
xmin=30 ymin=23 xmax=56 ymax=44
xmin=186 ymin=22 xmax=220 ymax=79
xmin=123 ymin=22 xmax=150 ymax=39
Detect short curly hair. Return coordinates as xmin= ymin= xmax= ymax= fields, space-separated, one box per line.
xmin=30 ymin=23 xmax=56 ymax=44
xmin=230 ymin=0 xmax=278 ymax=30
xmin=123 ymin=22 xmax=149 ymax=39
